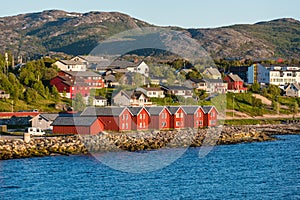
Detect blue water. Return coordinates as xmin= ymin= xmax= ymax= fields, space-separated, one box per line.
xmin=1 ymin=135 xmax=299 ymax=200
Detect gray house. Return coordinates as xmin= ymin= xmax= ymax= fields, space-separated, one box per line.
xmin=30 ymin=113 xmax=59 ymax=130
xmin=285 ymin=83 xmax=300 ymax=97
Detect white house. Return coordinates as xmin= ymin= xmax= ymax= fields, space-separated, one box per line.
xmin=136 ymin=87 xmax=165 ymax=98
xmin=204 ymin=78 xmax=228 ymax=94
xmin=202 ymin=67 xmax=222 ymax=79
xmin=127 ymin=61 xmax=149 ymax=77
xmin=285 ymin=83 xmax=300 ymax=97
xmin=161 ymin=85 xmax=193 ymax=99
xmin=54 ymin=60 xmax=86 ymax=71
xmin=112 ymin=90 xmax=152 ymax=107
xmin=30 ymin=113 xmax=59 ymax=130
xmin=248 ymin=64 xmax=300 ymax=85
xmin=90 ymin=96 xmax=107 ymax=106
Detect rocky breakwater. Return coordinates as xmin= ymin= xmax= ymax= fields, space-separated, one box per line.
xmin=0 ymin=126 xmax=276 ymax=160
xmin=0 ymin=136 xmax=88 ymax=160
xmin=82 ymin=126 xmax=276 ymax=152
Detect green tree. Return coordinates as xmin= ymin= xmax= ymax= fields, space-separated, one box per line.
xmin=272 ymin=100 xmax=280 ymax=114
xmin=250 ymin=82 xmax=260 ymax=93
xmin=51 ymin=86 xmax=60 ymax=100
xmin=24 ymin=88 xmax=38 ymax=103
xmin=166 ymin=69 xmax=176 ymax=85
xmin=132 ymin=73 xmax=144 ymax=86
xmin=292 ymin=101 xmax=299 ymax=115
xmin=73 ymin=93 xmax=85 ymax=111
xmin=268 ymin=84 xmax=281 ymax=99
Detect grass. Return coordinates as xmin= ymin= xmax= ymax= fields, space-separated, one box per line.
xmin=0 ymin=97 xmax=71 ymax=112
xmin=225 ymin=118 xmax=285 ymax=125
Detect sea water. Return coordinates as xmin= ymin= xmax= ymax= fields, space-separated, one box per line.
xmin=0 ymin=135 xmax=299 ymax=199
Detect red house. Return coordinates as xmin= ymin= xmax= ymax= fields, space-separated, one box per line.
xmin=202 ymin=106 xmax=218 ymax=127
xmin=145 ymin=106 xmax=171 ymax=130
xmin=81 ymin=107 xmax=132 ymax=131
xmin=224 ymin=73 xmax=247 ymax=93
xmin=52 ymin=116 xmax=104 ymax=135
xmin=127 ymin=107 xmax=150 ymax=130
xmin=50 ymin=71 xmax=104 ymax=99
xmin=182 ymin=106 xmax=205 ymax=128
xmin=167 ymin=106 xmax=186 ymax=129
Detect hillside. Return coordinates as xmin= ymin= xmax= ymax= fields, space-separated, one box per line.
xmin=0 ymin=10 xmax=299 ymax=59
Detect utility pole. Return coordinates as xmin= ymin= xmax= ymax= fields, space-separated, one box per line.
xmin=232 ymin=95 xmax=235 ymax=118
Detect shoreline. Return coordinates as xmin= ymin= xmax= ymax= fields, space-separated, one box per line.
xmin=0 ymin=124 xmax=299 ymax=160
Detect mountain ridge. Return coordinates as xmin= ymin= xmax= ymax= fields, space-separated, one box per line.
xmin=0 ymin=10 xmax=299 ymax=60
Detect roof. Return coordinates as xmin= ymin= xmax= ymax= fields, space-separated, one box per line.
xmin=40 ymin=113 xmax=59 ymax=121
xmin=167 ymin=106 xmax=186 ymax=114
xmin=203 ymin=67 xmax=221 ymax=76
xmin=227 ymin=74 xmax=243 ymax=82
xmin=182 ymin=106 xmax=200 ymax=114
xmin=162 ymin=85 xmax=192 ymax=91
xmin=202 ymin=106 xmax=218 ymax=114
xmin=288 ymin=83 xmax=300 ymax=91
xmin=77 ymin=55 xmax=108 ymax=63
xmin=58 ymin=60 xmax=84 ymax=66
xmin=142 ymin=87 xmax=163 ymax=91
xmin=94 ymin=96 xmax=107 ymax=100
xmin=81 ymin=107 xmax=127 ymax=117
xmin=131 ymin=91 xmax=149 ymax=99
xmin=127 ymin=107 xmax=147 ymax=116
xmin=204 ymin=78 xmax=225 ymax=83
xmin=145 ymin=106 xmax=166 ymax=115
xmin=63 ymin=71 xmax=102 ymax=77
xmin=51 ymin=117 xmax=98 ymax=126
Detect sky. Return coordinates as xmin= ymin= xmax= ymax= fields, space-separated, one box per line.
xmin=0 ymin=0 xmax=299 ymax=28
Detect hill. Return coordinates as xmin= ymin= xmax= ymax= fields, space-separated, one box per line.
xmin=0 ymin=10 xmax=299 ymax=59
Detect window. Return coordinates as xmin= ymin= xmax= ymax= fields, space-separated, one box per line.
xmin=140 ymin=114 xmax=143 ymax=119
xmin=125 ymin=123 xmax=128 ymax=129
xmin=162 ymin=122 xmax=166 ymax=127
xmin=175 ymin=113 xmax=179 ymax=118
xmin=143 ymin=114 xmax=146 ymax=119
xmin=122 ymin=115 xmax=125 ymax=120
xmin=211 ymin=120 xmax=216 ymax=125
xmin=140 ymin=123 xmax=143 ymax=128
xmin=176 ymin=121 xmax=181 ymax=126
xmin=200 ymin=121 xmax=203 ymax=125
xmin=143 ymin=122 xmax=146 ymax=128
xmin=126 ymin=114 xmax=128 ymax=120
xmin=122 ymin=123 xmax=125 ymax=129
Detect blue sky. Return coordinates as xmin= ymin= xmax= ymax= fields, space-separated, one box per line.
xmin=1 ymin=0 xmax=299 ymax=28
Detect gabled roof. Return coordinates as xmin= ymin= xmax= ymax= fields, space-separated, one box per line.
xmin=167 ymin=106 xmax=187 ymax=115
xmin=94 ymin=96 xmax=107 ymax=100
xmin=142 ymin=87 xmax=163 ymax=91
xmin=51 ymin=116 xmax=98 ymax=126
xmin=202 ymin=106 xmax=218 ymax=114
xmin=63 ymin=71 xmax=102 ymax=78
xmin=40 ymin=113 xmax=59 ymax=121
xmin=127 ymin=107 xmax=150 ymax=116
xmin=287 ymin=83 xmax=300 ymax=91
xmin=81 ymin=107 xmax=128 ymax=117
xmin=227 ymin=74 xmax=243 ymax=82
xmin=145 ymin=106 xmax=167 ymax=116
xmin=58 ymin=60 xmax=84 ymax=65
xmin=161 ymin=85 xmax=192 ymax=91
xmin=182 ymin=106 xmax=201 ymax=115
xmin=131 ymin=91 xmax=149 ymax=100
xmin=204 ymin=78 xmax=225 ymax=83
xmin=203 ymin=67 xmax=222 ymax=76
